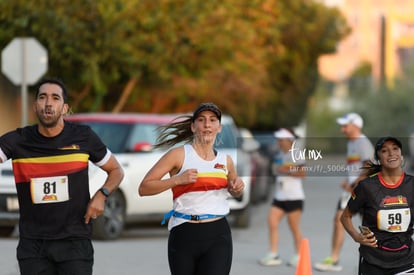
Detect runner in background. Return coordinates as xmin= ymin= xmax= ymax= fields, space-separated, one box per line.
xmin=259 ymin=128 xmax=306 ymax=268
xmin=314 ymin=113 xmax=374 ymax=272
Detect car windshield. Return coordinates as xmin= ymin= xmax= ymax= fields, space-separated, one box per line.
xmin=78 ymin=122 xmax=159 ymax=153
xmin=74 ymin=118 xmax=238 ymax=153
xmin=215 ymin=123 xmax=237 ymax=149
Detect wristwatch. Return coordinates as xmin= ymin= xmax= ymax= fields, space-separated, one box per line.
xmin=99 ymin=187 xmax=110 ymax=197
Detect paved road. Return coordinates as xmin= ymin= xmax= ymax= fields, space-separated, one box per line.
xmin=1 ymin=155 xmax=384 ymax=274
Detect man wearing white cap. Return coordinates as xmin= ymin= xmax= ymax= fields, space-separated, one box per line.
xmin=315 ymin=113 xmax=374 ymax=272
xmin=259 ymin=128 xmax=306 ymax=268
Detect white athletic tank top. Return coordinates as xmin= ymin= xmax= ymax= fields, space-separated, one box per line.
xmin=274 ymin=150 xmax=305 ymax=201
xmin=168 ymin=144 xmax=230 ymax=230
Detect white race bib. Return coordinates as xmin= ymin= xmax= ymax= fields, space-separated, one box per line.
xmin=30 ymin=176 xmax=69 ymax=204
xmin=377 ymin=208 xmax=411 ymax=232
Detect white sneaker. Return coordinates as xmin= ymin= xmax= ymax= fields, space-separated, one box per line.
xmin=314 ymin=256 xmax=343 ymax=272
xmin=288 ymin=254 xmax=299 ymax=267
xmin=258 ymin=252 xmax=283 ymax=266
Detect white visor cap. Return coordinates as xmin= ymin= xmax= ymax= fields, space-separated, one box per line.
xmin=336 ymin=112 xmax=363 ymax=128
xmin=274 ymin=128 xmax=295 ymax=140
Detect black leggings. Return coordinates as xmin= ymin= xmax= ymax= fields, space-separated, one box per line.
xmin=168 ymin=218 xmax=233 ymax=275
xmin=360 ymin=257 xmax=414 ymax=275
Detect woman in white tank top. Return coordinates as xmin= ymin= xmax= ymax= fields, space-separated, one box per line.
xmin=139 ymin=103 xmax=245 ymax=275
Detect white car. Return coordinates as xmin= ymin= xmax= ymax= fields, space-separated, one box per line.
xmin=0 ymin=159 xmax=18 ymax=236
xmin=0 ymin=113 xmax=252 ymax=240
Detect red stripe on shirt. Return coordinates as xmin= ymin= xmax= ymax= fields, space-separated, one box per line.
xmin=12 ymin=154 xmax=89 ymax=183
xmin=172 ymin=176 xmax=227 ymax=200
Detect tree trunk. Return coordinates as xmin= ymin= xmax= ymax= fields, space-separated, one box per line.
xmin=112 ymin=77 xmax=138 ymax=113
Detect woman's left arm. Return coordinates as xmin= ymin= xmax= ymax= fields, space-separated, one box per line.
xmin=340 ymin=207 xmax=361 ymax=242
xmin=341 ymin=207 xmax=378 ymax=247
xmin=226 ymin=155 xmax=244 ymax=197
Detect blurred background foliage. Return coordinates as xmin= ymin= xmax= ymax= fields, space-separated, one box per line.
xmin=306 ymin=61 xmax=414 ymax=154
xmin=0 ymin=0 xmax=350 ymax=130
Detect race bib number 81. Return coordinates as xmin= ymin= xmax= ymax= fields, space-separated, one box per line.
xmin=30 ymin=176 xmax=69 ymax=204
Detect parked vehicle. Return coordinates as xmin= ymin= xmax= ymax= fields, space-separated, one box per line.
xmin=252 ymin=131 xmax=279 ymax=186
xmin=252 ymin=131 xmax=279 ymax=164
xmin=0 ymin=160 xmax=17 ymax=237
xmin=0 ymin=113 xmax=253 ymax=240
xmin=239 ymin=128 xmax=272 ymax=204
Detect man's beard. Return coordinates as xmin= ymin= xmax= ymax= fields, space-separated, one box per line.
xmin=37 ymin=110 xmax=61 ymax=128
xmin=41 ymin=118 xmax=59 ymax=128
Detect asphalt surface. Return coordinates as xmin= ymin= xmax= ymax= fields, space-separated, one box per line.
xmin=2 ymin=154 xmax=404 ymax=275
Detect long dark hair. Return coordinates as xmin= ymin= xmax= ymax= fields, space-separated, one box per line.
xmin=360 ymin=161 xmax=382 ymax=177
xmin=154 ymin=102 xmax=221 ymax=148
xmin=154 ymin=115 xmax=193 ymax=149
xmin=154 ymin=103 xmax=222 ymax=149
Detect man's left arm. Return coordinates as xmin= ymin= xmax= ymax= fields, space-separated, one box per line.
xmin=84 ymin=155 xmax=124 ymax=224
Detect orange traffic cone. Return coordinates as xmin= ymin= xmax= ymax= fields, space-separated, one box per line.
xmin=296 ymin=238 xmax=312 ymax=275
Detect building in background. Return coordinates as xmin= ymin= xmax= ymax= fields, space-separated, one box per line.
xmin=317 ymin=0 xmax=414 ymax=88
xmin=385 ymin=13 xmax=414 ymax=87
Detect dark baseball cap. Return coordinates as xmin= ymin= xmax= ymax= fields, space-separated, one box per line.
xmin=374 ymin=136 xmax=402 ymax=159
xmin=192 ymin=103 xmax=222 ymax=121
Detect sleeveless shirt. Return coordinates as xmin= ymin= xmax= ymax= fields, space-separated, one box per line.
xmin=274 ymin=150 xmax=305 ymax=201
xmin=168 ymin=144 xmax=229 ymax=230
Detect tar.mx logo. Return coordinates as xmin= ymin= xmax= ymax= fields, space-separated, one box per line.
xmin=289 ymin=140 xmax=322 ymax=163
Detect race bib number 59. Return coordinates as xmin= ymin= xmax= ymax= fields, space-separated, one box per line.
xmin=378 ymin=208 xmax=411 ymax=232
xmin=30 ymin=176 xmax=69 ymax=204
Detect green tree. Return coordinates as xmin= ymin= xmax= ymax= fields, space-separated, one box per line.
xmin=261 ymin=1 xmax=349 ymax=129
xmin=0 ymin=0 xmax=349 ymax=129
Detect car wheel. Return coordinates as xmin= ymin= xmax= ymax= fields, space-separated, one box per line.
xmin=92 ymin=190 xmax=126 ymax=240
xmin=232 ymin=206 xmax=251 ymax=228
xmin=0 ymin=226 xmax=15 ymax=237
